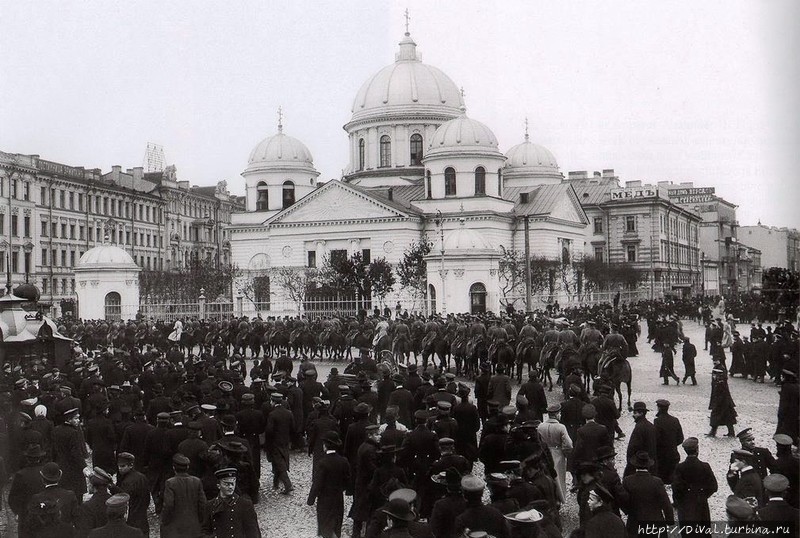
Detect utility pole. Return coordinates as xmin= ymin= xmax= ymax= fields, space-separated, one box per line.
xmin=524 ymin=216 xmax=531 ymax=312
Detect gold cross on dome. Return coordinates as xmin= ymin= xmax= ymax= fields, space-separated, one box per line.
xmin=404 ymin=8 xmax=411 ymax=34
xmin=525 ymin=117 xmax=529 ymax=140
xmin=277 ymin=106 xmax=283 ymax=132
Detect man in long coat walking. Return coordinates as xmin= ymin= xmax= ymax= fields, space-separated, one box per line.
xmin=52 ymin=407 xmax=89 ymax=499
xmin=307 ymin=431 xmax=350 ymax=538
xmin=672 ymin=437 xmax=717 ymax=537
xmin=160 ymin=454 xmax=206 ymax=538
xmin=653 ymin=399 xmax=684 ymax=484
xmin=624 ymin=401 xmax=657 ymax=476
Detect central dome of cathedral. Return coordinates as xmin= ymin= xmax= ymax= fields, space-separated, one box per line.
xmin=350 ymin=33 xmax=464 ymax=123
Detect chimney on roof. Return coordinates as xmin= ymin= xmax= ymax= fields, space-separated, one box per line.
xmin=602 ymin=169 xmax=615 ymax=178
xmin=387 ymin=187 xmax=393 ymax=201
xmin=657 ymin=180 xmax=670 ymax=186
xmin=132 ymin=167 xmax=143 ymax=182
xmin=112 ymin=165 xmax=121 ymax=174
xmin=625 ymin=180 xmax=642 ymax=188
xmin=520 ymin=192 xmax=529 ymax=203
xmin=568 ymin=171 xmax=588 ymax=180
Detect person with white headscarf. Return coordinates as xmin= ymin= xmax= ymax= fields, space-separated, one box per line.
xmin=30 ymin=404 xmax=54 ymax=459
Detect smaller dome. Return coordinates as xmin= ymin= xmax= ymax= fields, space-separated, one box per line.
xmin=505 ymin=139 xmax=559 ymax=171
xmin=76 ymin=244 xmax=138 ymax=270
xmin=13 ymin=283 xmax=40 ymax=303
xmin=443 ymin=226 xmax=493 ymax=251
xmin=247 ymin=132 xmax=314 ymax=169
xmin=428 ymin=115 xmax=499 ymax=152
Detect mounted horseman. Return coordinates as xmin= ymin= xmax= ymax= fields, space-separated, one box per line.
xmin=515 ymin=317 xmax=541 ymax=383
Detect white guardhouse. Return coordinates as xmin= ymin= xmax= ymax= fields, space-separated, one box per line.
xmin=74 ymin=243 xmax=141 ymax=320
xmin=229 ymin=30 xmax=589 ymax=316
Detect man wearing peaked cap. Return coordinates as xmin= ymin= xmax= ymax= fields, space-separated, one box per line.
xmin=672 ymin=436 xmax=718 ymax=534
xmin=453 ymin=474 xmax=511 ymax=538
xmin=77 ymin=466 xmax=115 ymax=537
xmin=758 ymin=473 xmax=799 ymax=526
xmin=538 ymin=400 xmax=572 ymax=499
xmin=571 ymin=403 xmax=610 ymax=479
xmin=115 ymin=452 xmax=150 ymax=537
xmin=160 ymin=450 xmax=205 ymax=538
xmin=654 ymin=398 xmax=684 ymax=485
xmin=84 ymin=493 xmax=143 ymax=538
xmin=203 ymin=466 xmax=261 ymax=538
xmin=732 ymin=428 xmax=774 ymax=480
xmin=727 ymin=448 xmax=764 ymax=508
xmin=235 ymin=391 xmax=265 ymax=482
xmin=52 ymin=404 xmax=89 ymax=499
xmin=726 ymin=494 xmax=755 ymax=522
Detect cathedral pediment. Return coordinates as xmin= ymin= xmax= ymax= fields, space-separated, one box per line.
xmin=266 ymin=180 xmax=413 ymax=226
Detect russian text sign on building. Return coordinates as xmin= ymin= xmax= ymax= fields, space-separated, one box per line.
xmin=610 ymin=188 xmax=658 ymax=200
xmin=668 ymin=187 xmax=715 ymax=204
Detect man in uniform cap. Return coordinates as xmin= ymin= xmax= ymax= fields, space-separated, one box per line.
xmin=87 ymin=494 xmax=144 ymax=538
xmin=571 ymin=404 xmax=610 ymax=478
xmin=178 ymin=422 xmax=209 ymax=478
xmin=235 ymin=393 xmax=265 ymax=480
xmin=537 ymin=402 xmax=572 ymax=499
xmin=672 ymin=437 xmax=717 ymax=536
xmin=52 ymin=407 xmax=89 ymax=499
xmin=203 ymin=468 xmax=261 ymax=538
xmin=772 ymin=433 xmax=799 ymax=508
xmin=453 ymin=476 xmax=511 ymax=538
xmin=402 ymin=409 xmax=440 ymax=494
xmin=758 ymin=474 xmax=799 ymax=528
xmin=265 ymin=391 xmax=295 ymax=494
xmin=727 ymin=449 xmax=764 ymax=507
xmin=160 ymin=454 xmax=206 ymax=538
xmin=77 ymin=466 xmax=115 ymax=536
xmin=475 ymin=362 xmax=493 ymax=425
xmin=732 ymin=428 xmax=774 ymax=479
xmin=653 ymin=399 xmax=684 ymax=484
xmin=624 ymin=402 xmax=657 ymax=477
xmin=591 ymin=383 xmax=622 ymax=446
xmin=143 ymin=411 xmax=172 ymax=513
xmin=115 ymin=452 xmax=150 ymax=537
xmin=725 ymin=494 xmax=755 ymax=526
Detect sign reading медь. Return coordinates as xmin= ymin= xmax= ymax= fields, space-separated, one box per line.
xmin=610 ymin=188 xmax=658 ymax=200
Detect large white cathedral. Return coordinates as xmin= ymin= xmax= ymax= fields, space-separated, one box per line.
xmin=229 ymin=30 xmax=589 ymax=316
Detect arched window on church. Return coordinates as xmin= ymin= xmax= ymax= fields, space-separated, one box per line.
xmin=410 ymin=134 xmax=423 ymax=166
xmin=379 ymin=135 xmax=391 ymax=168
xmin=358 ymin=138 xmax=365 ymax=171
xmin=474 ymin=167 xmax=486 ymax=195
xmin=256 ymin=181 xmax=269 ymax=210
xmin=497 ymin=168 xmax=503 ymax=195
xmin=444 ymin=167 xmax=457 ymax=196
xmin=426 ymin=170 xmax=432 ymax=199
xmin=282 ymin=181 xmax=295 ymax=209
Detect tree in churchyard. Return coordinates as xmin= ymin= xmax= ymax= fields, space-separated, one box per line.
xmin=529 ymin=254 xmax=561 ymax=298
xmin=498 ymin=246 xmax=526 ymax=310
xmin=368 ymin=257 xmax=396 ymax=307
xmin=396 ymin=239 xmax=432 ymax=312
xmin=139 ymin=258 xmax=241 ymax=303
xmin=270 ymin=267 xmax=320 ymax=315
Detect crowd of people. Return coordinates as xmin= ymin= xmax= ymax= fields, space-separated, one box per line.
xmin=0 ymin=295 xmax=797 ymax=538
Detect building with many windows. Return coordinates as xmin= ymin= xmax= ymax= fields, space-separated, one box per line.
xmin=739 ymin=223 xmax=800 ymax=273
xmin=567 ymin=172 xmax=703 ymax=297
xmin=0 ymin=150 xmax=243 ymax=316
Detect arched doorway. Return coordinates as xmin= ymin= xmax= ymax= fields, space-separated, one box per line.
xmin=105 ymin=291 xmax=121 ymax=321
xmin=469 ymin=283 xmax=487 ymax=314
xmin=429 ymin=284 xmax=437 ymax=315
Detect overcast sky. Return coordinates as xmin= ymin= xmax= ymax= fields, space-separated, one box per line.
xmin=2 ymin=1 xmax=798 ymax=227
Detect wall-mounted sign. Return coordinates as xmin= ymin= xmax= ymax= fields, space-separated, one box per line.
xmin=610 ymin=188 xmax=658 ymax=200
xmin=668 ymin=187 xmax=715 ymax=197
xmin=672 ymin=194 xmax=715 ymax=204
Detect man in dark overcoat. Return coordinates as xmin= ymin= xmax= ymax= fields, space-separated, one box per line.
xmin=776 ymin=369 xmax=799 ymax=443
xmin=452 ymin=383 xmax=479 ymax=461
xmin=517 ymin=370 xmax=547 ymax=423
xmin=727 ymin=448 xmax=764 ymax=507
xmin=350 ymin=425 xmax=380 ymax=538
xmin=400 ymin=410 xmax=440 ymax=488
xmin=621 ymin=451 xmax=674 ymax=535
xmin=757 ymin=474 xmax=799 ymax=529
xmin=142 ymin=412 xmax=171 ymax=512
xmin=571 ymin=404 xmax=610 ymax=475
xmin=708 ymin=367 xmax=737 ymax=437
xmin=235 ymin=393 xmax=265 ymax=479
xmin=87 ymin=493 xmax=144 ymax=538
xmin=265 ymin=392 xmax=294 ymax=493
xmin=202 ymin=467 xmax=261 ymax=538
xmin=307 ymin=431 xmax=351 ymax=538
xmin=474 ymin=362 xmax=492 ymax=424
xmin=8 ymin=443 xmax=46 ymax=538
xmin=344 ymin=402 xmax=372 ymax=492
xmin=772 ymin=433 xmax=799 ymax=508
xmin=118 ymin=410 xmax=153 ymax=473
xmin=387 ymin=376 xmax=415 ymax=429
xmin=52 ymin=407 xmax=89 ymax=499
xmin=77 ymin=467 xmax=114 ymax=538
xmin=672 ymin=437 xmax=717 ymax=536
xmin=25 ymin=462 xmax=79 ymax=531
xmin=116 ymin=452 xmax=150 ymax=537
xmin=591 ymin=384 xmax=620 ymax=446
xmin=681 ymin=338 xmax=698 ymax=385
xmin=624 ymin=402 xmax=657 ymax=476
xmin=159 ymin=454 xmax=206 ymax=538
xmin=653 ymin=399 xmax=684 ymax=484
xmin=86 ymin=405 xmax=117 ymax=475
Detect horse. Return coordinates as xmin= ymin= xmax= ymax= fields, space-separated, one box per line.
xmin=538 ymin=342 xmax=560 ymax=391
xmin=578 ymin=343 xmax=603 ymax=392
xmin=290 ymin=327 xmax=318 ymax=358
xmin=319 ymin=327 xmax=347 ymax=360
xmin=346 ymin=330 xmax=372 ymax=361
xmin=373 ymin=332 xmax=392 ymax=359
xmin=599 ymin=350 xmax=633 ymax=412
xmin=465 ymin=335 xmax=488 ymax=379
xmin=392 ymin=333 xmax=413 ymax=366
xmin=493 ymin=341 xmax=516 ymax=376
xmin=515 ymin=337 xmax=540 ymax=384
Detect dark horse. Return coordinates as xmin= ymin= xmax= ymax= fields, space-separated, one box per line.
xmin=492 ymin=342 xmax=516 ymax=377
xmin=578 ymin=343 xmax=603 ymax=392
xmin=515 ymin=337 xmax=540 ymax=384
xmin=598 ymin=350 xmax=633 ymax=412
xmin=538 ymin=342 xmax=560 ymax=391
xmin=465 ymin=336 xmax=488 ymax=378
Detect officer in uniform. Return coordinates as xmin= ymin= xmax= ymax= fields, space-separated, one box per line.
xmin=732 ymin=428 xmax=775 ymax=480
xmin=203 ymin=467 xmax=261 ymax=538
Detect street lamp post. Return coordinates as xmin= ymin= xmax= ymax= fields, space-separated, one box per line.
xmin=434 ymin=210 xmax=446 ymax=315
